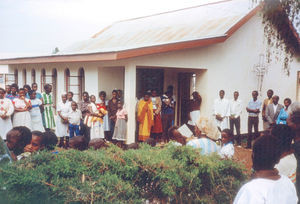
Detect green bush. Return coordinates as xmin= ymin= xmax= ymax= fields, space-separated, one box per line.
xmin=0 ymin=144 xmax=247 ymax=204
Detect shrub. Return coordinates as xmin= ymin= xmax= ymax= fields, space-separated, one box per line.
xmin=0 ymin=143 xmax=247 ymax=203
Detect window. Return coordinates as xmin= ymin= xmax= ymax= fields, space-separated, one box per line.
xmin=41 ymin=69 xmax=46 ymax=90
xmin=22 ymin=69 xmax=27 ymax=85
xmin=78 ymin=68 xmax=85 ymax=100
xmin=65 ymin=68 xmax=70 ymax=92
xmin=52 ymin=69 xmax=57 ymax=106
xmin=31 ymin=69 xmax=36 ymax=84
xmin=5 ymin=69 xmax=18 ymax=85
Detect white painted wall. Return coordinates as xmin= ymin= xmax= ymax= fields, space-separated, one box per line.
xmin=6 ymin=12 xmax=300 ymax=138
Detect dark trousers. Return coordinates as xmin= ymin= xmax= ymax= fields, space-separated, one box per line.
xmin=69 ymin=124 xmax=80 ymax=138
xmin=161 ymin=113 xmax=174 ymax=142
xmin=230 ymin=117 xmax=241 ymax=145
xmin=292 ymin=141 xmax=300 ymax=201
xmin=247 ymin=116 xmax=259 ymax=148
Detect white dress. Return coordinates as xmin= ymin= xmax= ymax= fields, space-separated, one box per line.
xmin=90 ymin=103 xmax=105 ymax=140
xmin=29 ymin=98 xmax=45 ymax=132
xmin=218 ymin=142 xmax=234 ymax=159
xmin=213 ymin=98 xmax=230 ymax=131
xmin=275 ymin=154 xmax=297 ymax=183
xmin=55 ymin=101 xmax=71 ymax=137
xmin=13 ymin=98 xmax=32 ymax=130
xmin=0 ymin=98 xmax=14 ymax=140
xmin=99 ymin=99 xmax=110 ymax=131
xmin=233 ymin=175 xmax=298 ymax=204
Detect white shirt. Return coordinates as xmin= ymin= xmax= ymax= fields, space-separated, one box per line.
xmin=0 ymin=98 xmax=14 ymax=116
xmin=213 ymin=98 xmax=230 ymax=117
xmin=218 ymin=142 xmax=234 ymax=159
xmin=230 ymin=99 xmax=242 ymax=118
xmin=273 ymin=104 xmax=278 ymax=114
xmin=234 ymin=175 xmax=298 ymax=204
xmin=275 ymin=154 xmax=297 ymax=183
xmin=57 ymin=101 xmax=71 ymax=117
xmin=68 ymin=109 xmax=82 ymax=125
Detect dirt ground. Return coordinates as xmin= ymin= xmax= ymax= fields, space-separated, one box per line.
xmin=233 ymin=146 xmax=252 ymax=173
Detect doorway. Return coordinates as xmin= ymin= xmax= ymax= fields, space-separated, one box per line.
xmin=136 ymin=68 xmax=164 ymax=99
xmin=177 ymin=73 xmax=193 ymax=125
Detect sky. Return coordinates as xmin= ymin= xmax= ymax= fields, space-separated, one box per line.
xmin=0 ymin=0 xmax=220 ymax=59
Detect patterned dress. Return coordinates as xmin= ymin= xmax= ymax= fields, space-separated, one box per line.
xmin=42 ymin=92 xmax=56 ymax=129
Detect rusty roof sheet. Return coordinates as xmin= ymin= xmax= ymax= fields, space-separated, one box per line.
xmin=59 ymin=0 xmax=258 ymax=55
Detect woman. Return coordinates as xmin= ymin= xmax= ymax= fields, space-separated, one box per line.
xmin=273 ymin=124 xmax=297 ymax=183
xmin=13 ymin=88 xmax=32 ymax=130
xmin=41 ymin=84 xmax=55 ymax=130
xmin=187 ymin=91 xmax=202 ymax=134
xmin=99 ymin=91 xmax=110 ymax=137
xmin=0 ymin=88 xmax=14 ymax=140
xmin=112 ymin=101 xmax=128 ymax=143
xmin=277 ymin=98 xmax=292 ymax=125
xmin=234 ymin=135 xmax=298 ymax=204
xmin=137 ymin=91 xmax=153 ymax=142
xmin=88 ymin=95 xmax=107 ymax=140
xmin=150 ymin=89 xmax=163 ymax=142
xmin=55 ymin=93 xmax=70 ymax=148
xmin=28 ymin=90 xmax=44 ymax=132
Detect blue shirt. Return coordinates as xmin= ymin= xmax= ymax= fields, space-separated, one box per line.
xmin=26 ymin=92 xmax=42 ymax=99
xmin=276 ymin=108 xmax=288 ymax=125
xmin=5 ymin=94 xmax=18 ymax=101
xmin=187 ymin=138 xmax=220 ymax=155
xmin=247 ymin=99 xmax=262 ymax=117
xmin=161 ymin=95 xmax=175 ymax=114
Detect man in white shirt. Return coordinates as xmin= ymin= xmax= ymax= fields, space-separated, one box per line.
xmin=213 ymin=90 xmax=230 ymax=131
xmin=229 ymin=91 xmax=242 ymax=145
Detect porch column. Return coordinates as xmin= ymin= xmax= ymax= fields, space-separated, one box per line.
xmin=124 ymin=64 xmax=136 ymax=144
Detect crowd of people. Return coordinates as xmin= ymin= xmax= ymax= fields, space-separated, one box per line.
xmin=1 ymin=81 xmax=300 ymax=203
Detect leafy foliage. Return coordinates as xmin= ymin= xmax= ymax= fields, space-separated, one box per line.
xmin=0 ymin=144 xmax=247 ymax=204
xmin=256 ymin=0 xmax=300 ymax=75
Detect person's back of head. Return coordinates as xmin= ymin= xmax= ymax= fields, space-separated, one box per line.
xmin=88 ymin=138 xmax=107 ymax=150
xmin=69 ymin=136 xmax=88 ymax=151
xmin=6 ymin=126 xmax=32 ymax=156
xmin=252 ymin=135 xmax=281 ymax=171
xmin=271 ymin=124 xmax=294 ymax=155
xmin=43 ymin=131 xmax=58 ymax=151
xmin=145 ymin=138 xmax=156 ymax=147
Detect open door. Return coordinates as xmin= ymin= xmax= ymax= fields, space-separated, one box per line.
xmin=177 ymin=73 xmax=193 ymax=125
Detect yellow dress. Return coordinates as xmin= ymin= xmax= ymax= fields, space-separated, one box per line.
xmin=137 ymin=99 xmax=154 ymax=141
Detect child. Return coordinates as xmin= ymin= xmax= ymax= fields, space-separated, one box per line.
xmin=112 ymin=101 xmax=128 ymax=142
xmin=218 ymin=129 xmax=234 ymax=159
xmin=24 ymin=131 xmax=45 ymax=153
xmin=28 ymin=90 xmax=45 ymax=132
xmin=55 ymin=94 xmax=70 ymax=148
xmin=68 ymin=101 xmax=82 ymax=140
xmin=88 ymin=95 xmax=107 ymax=140
xmin=233 ymin=135 xmax=298 ymax=204
xmin=6 ymin=126 xmax=32 ymax=160
xmin=41 ymin=84 xmax=55 ymax=130
xmin=43 ymin=131 xmax=58 ymax=151
xmin=13 ymin=88 xmax=32 ymax=130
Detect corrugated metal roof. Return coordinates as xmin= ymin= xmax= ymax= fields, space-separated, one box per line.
xmin=60 ymin=0 xmax=258 ymax=55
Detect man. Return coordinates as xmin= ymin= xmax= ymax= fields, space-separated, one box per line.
xmin=229 ymin=91 xmax=242 ymax=146
xmin=262 ymin=89 xmax=274 ymax=130
xmin=5 ymin=85 xmax=11 ymax=95
xmin=5 ymin=83 xmax=18 ymax=101
xmin=246 ymin=91 xmax=262 ymax=149
xmin=265 ymin=95 xmax=283 ymax=128
xmin=213 ymin=90 xmax=230 ymax=131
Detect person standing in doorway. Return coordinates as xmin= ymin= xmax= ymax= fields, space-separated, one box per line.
xmin=262 ymin=89 xmax=274 ymax=130
xmin=107 ymin=90 xmax=118 ymax=140
xmin=99 ymin=91 xmax=110 ymax=139
xmin=246 ymin=90 xmax=262 ymax=149
xmin=266 ymin=95 xmax=283 ymax=128
xmin=229 ymin=91 xmax=242 ymax=146
xmin=41 ymin=84 xmax=56 ymax=131
xmin=187 ymin=91 xmax=202 ymax=134
xmin=161 ymin=91 xmax=175 ymax=143
xmin=213 ymin=90 xmax=230 ymax=131
xmin=137 ymin=91 xmax=154 ymax=142
xmin=150 ymin=89 xmax=163 ymax=142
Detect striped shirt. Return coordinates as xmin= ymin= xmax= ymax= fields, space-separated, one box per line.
xmin=187 ymin=138 xmax=220 ymax=155
xmin=42 ymin=92 xmax=55 ymax=129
